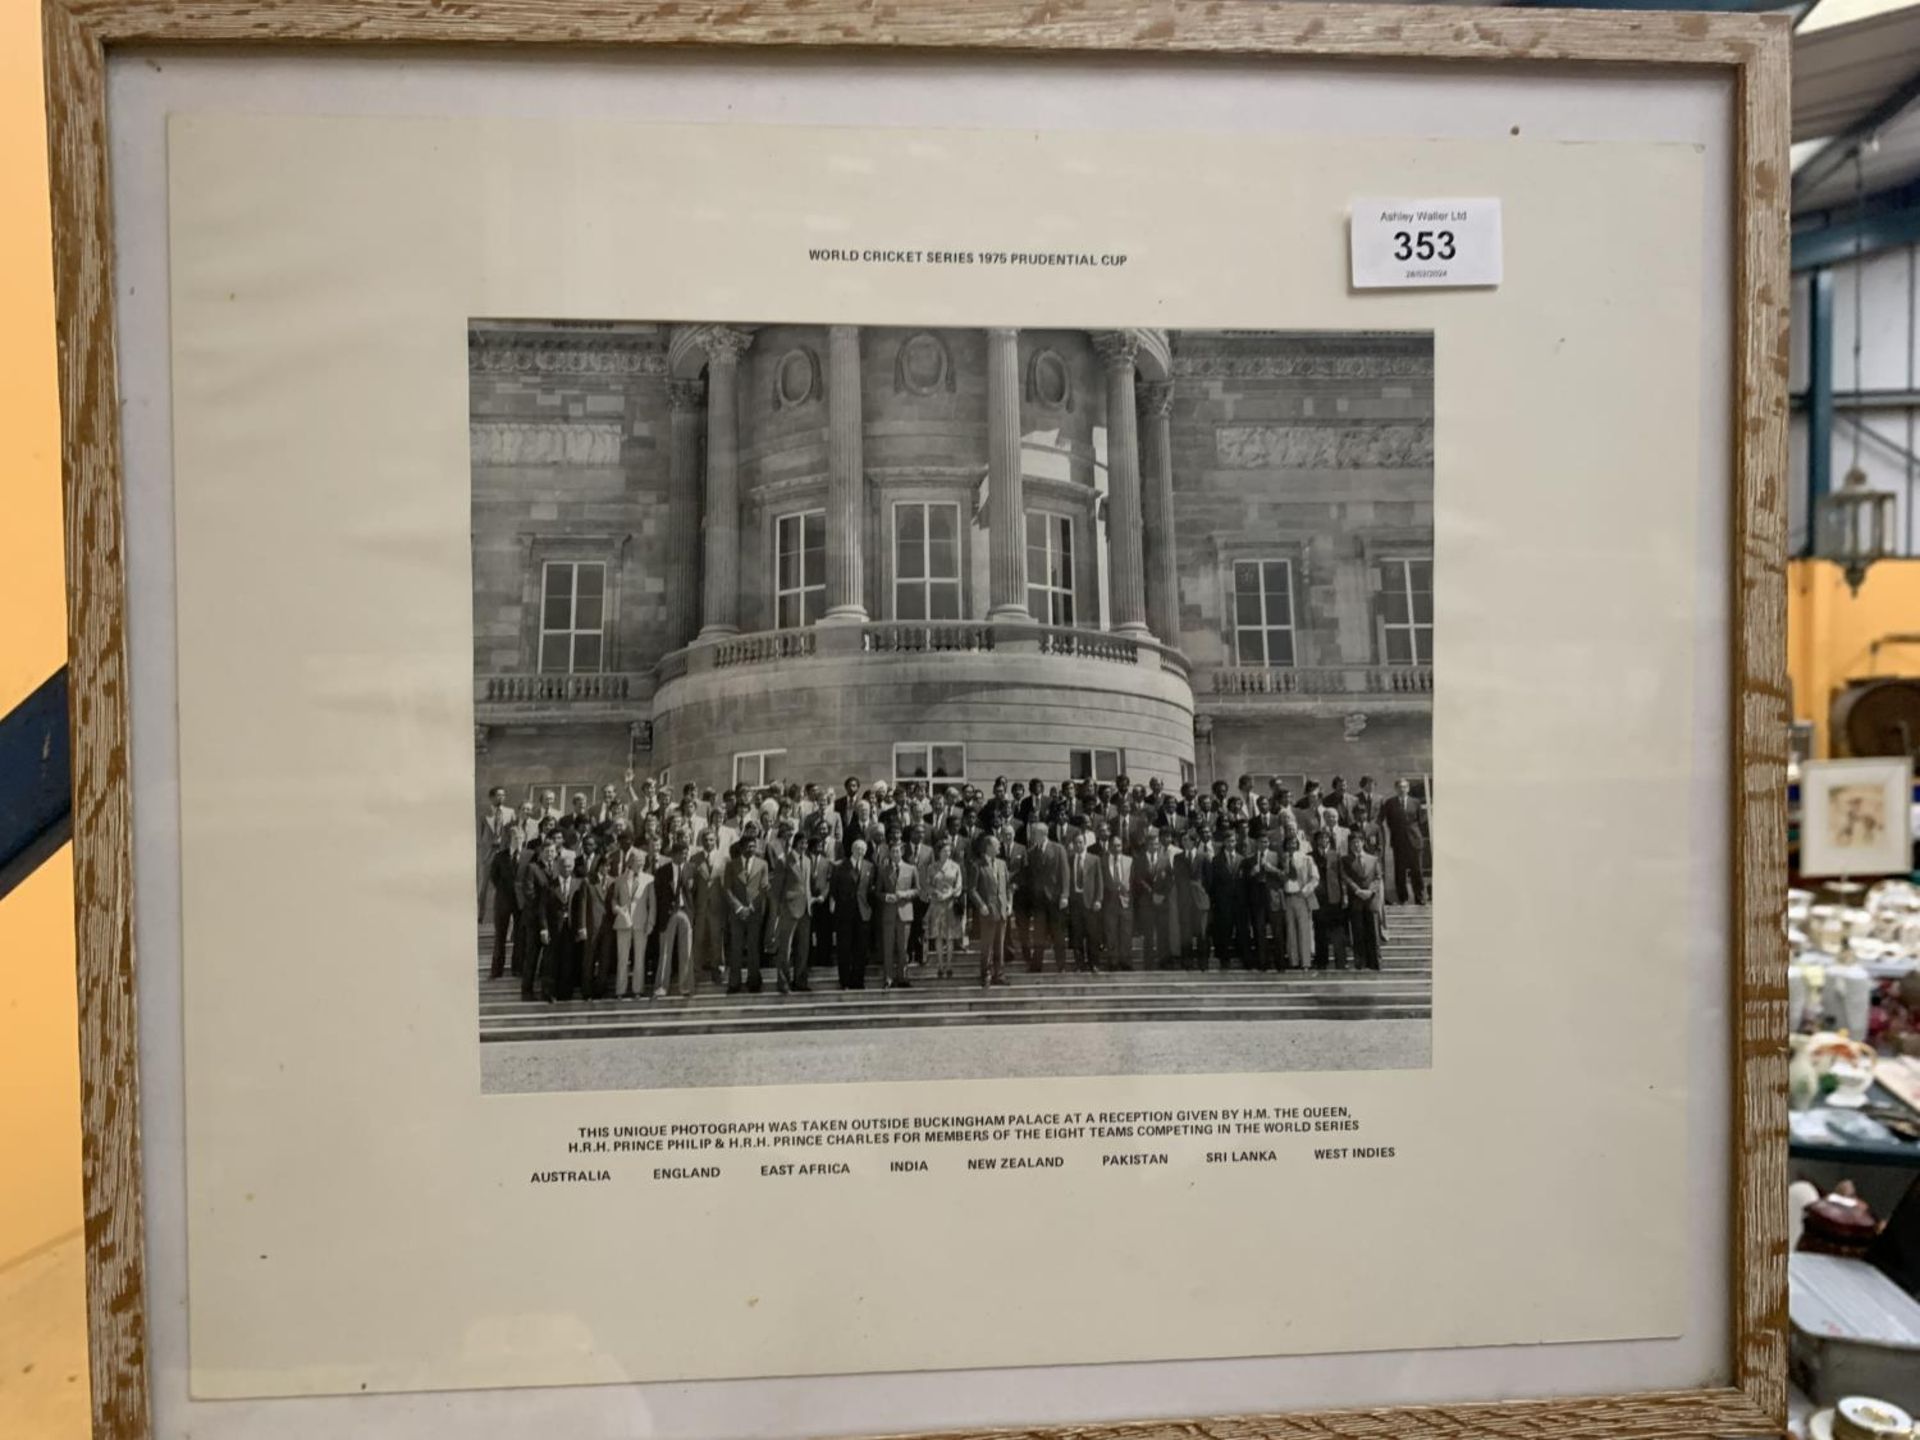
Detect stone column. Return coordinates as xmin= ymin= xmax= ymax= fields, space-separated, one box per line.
xmin=1138 ymin=379 xmax=1180 ymax=647
xmin=665 ymin=378 xmax=705 ymax=651
xmin=823 ymin=325 xmax=868 ymax=623
xmin=985 ymin=326 xmax=1030 ymax=621
xmin=697 ymin=326 xmax=751 ymax=641
xmin=1095 ymin=330 xmax=1150 ymax=639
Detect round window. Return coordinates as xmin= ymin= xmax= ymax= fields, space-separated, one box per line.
xmin=775 ymin=348 xmax=816 ymax=407
xmin=1030 ymin=348 xmax=1070 ymax=409
xmin=898 ymin=332 xmax=949 ymax=395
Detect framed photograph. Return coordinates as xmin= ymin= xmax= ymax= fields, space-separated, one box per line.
xmin=44 ymin=3 xmax=1790 ymax=1439
xmin=1799 ymin=757 xmax=1915 ymax=879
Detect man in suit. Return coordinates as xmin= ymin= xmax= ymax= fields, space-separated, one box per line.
xmin=1279 ymin=831 xmax=1319 ymax=974
xmin=1379 ymin=778 xmax=1428 ymax=905
xmin=1132 ymin=827 xmax=1176 ymax=968
xmin=971 ymin=833 xmax=1014 ymax=987
xmin=687 ymin=825 xmax=726 ymax=987
xmin=593 ymin=781 xmax=623 ymax=827
xmin=517 ymin=839 xmax=558 ymax=1002
xmin=905 ymin=822 xmax=935 ymax=971
xmin=1101 ymin=833 xmax=1135 ymax=970
xmin=833 ymin=775 xmax=862 ymax=827
xmin=1065 ymin=829 xmax=1104 ymax=972
xmin=486 ymin=836 xmax=520 ymax=979
xmin=1310 ymin=828 xmax=1349 ymax=970
xmin=478 ymin=786 xmax=513 ymax=924
xmin=722 ymin=837 xmax=770 ymax=994
xmin=1292 ymin=781 xmax=1324 ymax=844
xmin=1024 ymin=821 xmax=1070 ymax=972
xmin=1209 ymin=831 xmax=1243 ymax=970
xmin=806 ymin=832 xmax=834 ymax=976
xmin=1341 ymin=829 xmax=1385 ymax=969
xmin=764 ymin=822 xmax=815 ymax=994
xmin=654 ymin=839 xmax=694 ymax=997
xmin=977 ymin=776 xmax=1013 ymax=836
xmin=1240 ymin=833 xmax=1276 ymax=971
xmin=876 ymin=838 xmax=919 ymax=989
xmin=830 ymin=837 xmax=874 ymax=990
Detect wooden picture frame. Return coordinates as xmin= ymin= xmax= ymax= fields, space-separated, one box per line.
xmin=42 ymin=3 xmax=1791 ymax=1437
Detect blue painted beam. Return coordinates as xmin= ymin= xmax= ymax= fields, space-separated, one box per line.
xmin=1794 ymin=180 xmax=1920 ymax=271
xmin=0 ymin=668 xmax=72 ymax=902
xmin=1807 ymin=266 xmax=1834 ymax=555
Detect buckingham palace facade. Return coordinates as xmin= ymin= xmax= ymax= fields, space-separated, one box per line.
xmin=470 ymin=321 xmax=1434 ymax=802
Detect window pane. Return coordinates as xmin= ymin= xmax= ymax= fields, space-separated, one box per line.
xmin=1411 ymin=589 xmax=1433 ymax=625
xmin=897 ymin=505 xmax=925 ymax=579
xmin=1070 ymin=750 xmax=1091 ymax=780
xmin=1267 ymin=631 xmax=1294 ymax=667
xmin=898 ymin=585 xmax=925 ymax=621
xmin=1413 ymin=624 xmax=1433 ymax=664
xmin=1235 ymin=593 xmax=1264 ymax=628
xmin=1264 ymin=565 xmax=1290 ymax=622
xmin=1409 ymin=561 xmax=1432 ymax=592
xmin=574 ymin=593 xmax=603 ymax=631
xmin=803 ymin=590 xmax=825 ymax=625
xmin=928 ymin=535 xmax=958 ymax=581
xmin=928 ymin=503 xmax=957 ymax=547
xmin=896 ymin=747 xmax=927 ymax=779
xmin=1057 ymin=516 xmax=1073 ymax=566
xmin=929 ymin=582 xmax=960 ymax=620
xmin=1234 ymin=561 xmax=1259 ymax=593
xmin=778 ymin=593 xmax=798 ymax=629
xmin=575 ymin=564 xmax=604 ymax=599
xmin=1028 ymin=585 xmax=1047 ymax=619
xmin=573 ymin=633 xmax=602 ymax=672
xmin=1028 ymin=512 xmax=1046 ymax=548
xmin=778 ymin=546 xmax=797 ymax=589
xmin=734 ymin=755 xmax=754 ymax=787
xmin=804 ymin=511 xmax=826 ymax=551
xmin=1381 ymin=588 xmax=1409 ymax=624
xmin=543 ymin=592 xmax=572 ymax=630
xmin=538 ymin=637 xmax=568 ymax=674
xmin=763 ymin=751 xmax=785 ymax=783
xmin=545 ymin=563 xmax=571 ymax=598
xmin=1385 ymin=628 xmax=1412 ymax=664
xmin=1095 ymin=750 xmax=1120 ymax=782
xmin=1238 ymin=629 xmax=1266 ymax=666
xmin=932 ymin=745 xmax=965 ymax=777
xmin=1057 ymin=593 xmax=1074 ymax=626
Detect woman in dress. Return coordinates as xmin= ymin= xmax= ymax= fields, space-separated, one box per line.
xmin=924 ymin=835 xmax=964 ymax=978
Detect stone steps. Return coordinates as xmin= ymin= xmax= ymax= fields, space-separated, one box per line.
xmin=477 ymin=968 xmax=1431 ymax=1041
xmin=473 ymin=903 xmax=1434 ymax=1042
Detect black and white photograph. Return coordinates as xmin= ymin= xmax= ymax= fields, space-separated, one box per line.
xmin=471 ymin=321 xmax=1434 ymax=1092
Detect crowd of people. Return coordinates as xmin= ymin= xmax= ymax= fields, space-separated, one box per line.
xmin=477 ymin=770 xmax=1431 ymax=1001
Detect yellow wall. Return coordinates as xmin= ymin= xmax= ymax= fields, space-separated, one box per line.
xmin=1789 ymin=558 xmax=1920 ymax=759
xmin=0 ymin=0 xmax=83 ymax=1270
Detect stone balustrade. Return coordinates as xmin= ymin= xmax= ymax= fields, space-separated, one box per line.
xmin=1210 ymin=664 xmax=1433 ymax=697
xmin=862 ymin=621 xmax=997 ymax=655
xmin=654 ymin=621 xmax=1198 ymax=680
xmin=1029 ymin=624 xmax=1139 ymax=664
xmin=480 ymin=672 xmax=642 ymax=704
xmin=713 ymin=629 xmax=817 ymax=668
